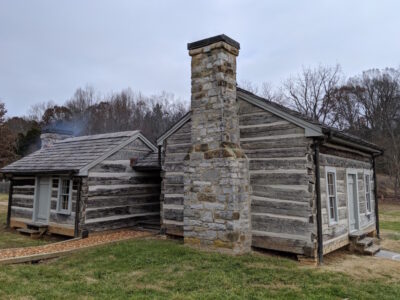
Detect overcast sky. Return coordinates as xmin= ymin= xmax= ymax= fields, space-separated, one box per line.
xmin=1 ymin=0 xmax=399 ymax=117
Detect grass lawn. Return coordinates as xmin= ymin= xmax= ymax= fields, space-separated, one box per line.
xmin=0 ymin=197 xmax=399 ymax=299
xmin=0 ymin=194 xmax=55 ymax=249
xmin=380 ymin=202 xmax=400 ymax=252
xmin=0 ymin=193 xmax=8 ymax=202
xmin=0 ymin=238 xmax=400 ymax=299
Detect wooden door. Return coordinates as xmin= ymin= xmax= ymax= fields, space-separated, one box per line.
xmin=34 ymin=177 xmax=51 ymax=223
xmin=347 ymin=174 xmax=359 ymax=232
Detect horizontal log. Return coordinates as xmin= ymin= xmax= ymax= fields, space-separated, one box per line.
xmin=11 ymin=198 xmax=33 ymax=208
xmin=250 ymin=173 xmax=311 ymax=186
xmin=319 ymin=153 xmax=372 ymax=169
xmin=166 ymin=143 xmax=191 ymax=154
xmin=240 ymin=123 xmax=303 ymax=139
xmin=249 ymin=159 xmax=308 ymax=171
xmin=88 ymin=185 xmax=160 ymax=197
xmin=252 ymin=213 xmax=313 ymax=236
xmin=86 ymin=203 xmax=160 ymax=220
xmin=84 ymin=213 xmax=160 ymax=232
xmin=166 ymin=133 xmax=191 ymax=144
xmin=88 ymin=176 xmax=161 ymax=186
xmin=87 ymin=194 xmax=160 ymax=208
xmin=163 ymin=175 xmax=184 ymax=185
xmin=163 ymin=163 xmax=185 ymax=172
xmin=252 ymin=232 xmax=313 ymax=255
xmin=239 ymin=113 xmax=284 ymax=126
xmin=251 ymin=197 xmax=311 ymax=218
xmin=163 ymin=184 xmax=184 ymax=194
xmin=89 ymin=162 xmax=129 ymax=173
xmin=252 ymin=185 xmax=312 ymax=202
xmin=164 ymin=195 xmax=184 ymax=205
xmin=10 ymin=207 xmax=33 ymax=219
xmin=322 ymin=223 xmax=348 ymax=241
xmin=238 ymin=100 xmax=266 ymax=114
xmin=244 ymin=148 xmax=308 ymax=159
xmin=241 ymin=137 xmax=309 ymax=150
xmin=164 ymin=208 xmax=183 ymax=222
xmin=320 ymin=145 xmax=371 ymax=163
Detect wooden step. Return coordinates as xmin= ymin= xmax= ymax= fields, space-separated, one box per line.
xmin=357 ymin=237 xmax=374 ymax=248
xmin=17 ymin=228 xmax=41 ymax=235
xmin=364 ymin=244 xmax=380 ymax=256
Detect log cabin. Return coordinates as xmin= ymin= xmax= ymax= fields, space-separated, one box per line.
xmin=151 ymin=34 xmax=383 ymax=261
xmin=1 ymin=34 xmax=383 ymax=263
xmin=1 ymin=130 xmax=161 ymax=237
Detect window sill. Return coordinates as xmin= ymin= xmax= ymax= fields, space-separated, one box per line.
xmin=365 ymin=212 xmax=372 ymax=217
xmin=328 ymin=221 xmax=338 ymax=226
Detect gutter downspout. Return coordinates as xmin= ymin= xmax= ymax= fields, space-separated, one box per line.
xmin=372 ymin=153 xmax=383 ymax=239
xmin=6 ymin=176 xmax=13 ymax=228
xmin=74 ymin=177 xmax=82 ymax=237
xmin=313 ymin=139 xmax=324 ymax=265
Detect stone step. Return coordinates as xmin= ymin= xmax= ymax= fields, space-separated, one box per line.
xmin=364 ymin=244 xmax=380 ymax=256
xmin=356 ymin=237 xmax=374 ymax=248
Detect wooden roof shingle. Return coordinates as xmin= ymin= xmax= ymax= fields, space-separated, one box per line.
xmin=1 ymin=131 xmax=140 ymax=174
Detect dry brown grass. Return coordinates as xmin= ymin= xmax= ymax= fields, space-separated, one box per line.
xmin=318 ymin=249 xmax=400 ymax=282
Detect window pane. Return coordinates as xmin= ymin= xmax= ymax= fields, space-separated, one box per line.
xmin=327 ymin=171 xmax=337 ymax=221
xmin=365 ymin=175 xmax=371 ymax=213
xmin=59 ymin=179 xmax=70 ymax=212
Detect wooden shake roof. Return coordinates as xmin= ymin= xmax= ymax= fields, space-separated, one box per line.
xmin=1 ymin=131 xmax=156 ymax=175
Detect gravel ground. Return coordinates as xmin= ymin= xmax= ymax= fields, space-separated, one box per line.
xmin=0 ymin=229 xmax=154 ymax=260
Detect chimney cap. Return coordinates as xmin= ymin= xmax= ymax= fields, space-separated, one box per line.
xmin=187 ymin=34 xmax=240 ymax=51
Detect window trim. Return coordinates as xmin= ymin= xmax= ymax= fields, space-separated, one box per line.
xmin=364 ymin=171 xmax=372 ymax=216
xmin=56 ymin=178 xmax=73 ymax=215
xmin=325 ymin=167 xmax=339 ymax=225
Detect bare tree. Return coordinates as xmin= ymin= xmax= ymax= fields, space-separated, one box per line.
xmin=27 ymin=101 xmax=55 ymax=122
xmin=0 ymin=102 xmax=17 ymax=171
xmin=283 ymin=64 xmax=342 ymax=125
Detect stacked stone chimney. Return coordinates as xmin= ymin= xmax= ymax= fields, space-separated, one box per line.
xmin=184 ymin=35 xmax=252 ymax=254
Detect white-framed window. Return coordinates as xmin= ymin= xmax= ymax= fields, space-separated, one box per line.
xmin=365 ymin=173 xmax=372 ymax=214
xmin=326 ymin=167 xmax=338 ymax=224
xmin=57 ymin=178 xmax=72 ymax=215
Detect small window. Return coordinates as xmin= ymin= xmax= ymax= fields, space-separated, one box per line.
xmin=326 ymin=170 xmax=338 ymax=224
xmin=57 ymin=178 xmax=72 ymax=214
xmin=365 ymin=174 xmax=371 ymax=214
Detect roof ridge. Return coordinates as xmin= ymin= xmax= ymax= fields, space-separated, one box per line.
xmin=58 ymin=130 xmax=140 ymax=143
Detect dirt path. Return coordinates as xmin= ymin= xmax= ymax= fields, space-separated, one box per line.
xmin=0 ymin=229 xmax=154 ymax=263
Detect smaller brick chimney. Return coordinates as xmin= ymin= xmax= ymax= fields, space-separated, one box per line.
xmin=40 ymin=129 xmax=73 ymax=149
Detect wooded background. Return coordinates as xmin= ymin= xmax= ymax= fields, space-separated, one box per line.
xmin=1 ymin=66 xmax=400 ymax=195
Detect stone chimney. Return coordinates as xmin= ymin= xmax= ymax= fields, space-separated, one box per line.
xmin=40 ymin=129 xmax=73 ymax=149
xmin=184 ymin=34 xmax=252 ymax=254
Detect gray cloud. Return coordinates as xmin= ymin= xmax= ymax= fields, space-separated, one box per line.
xmin=1 ymin=0 xmax=399 ymax=116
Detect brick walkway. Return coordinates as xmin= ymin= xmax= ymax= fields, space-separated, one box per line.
xmin=0 ymin=229 xmax=154 ymax=264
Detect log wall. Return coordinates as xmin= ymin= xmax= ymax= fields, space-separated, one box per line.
xmin=9 ymin=175 xmax=78 ymax=236
xmin=83 ymin=138 xmax=161 ymax=232
xmin=319 ymin=143 xmax=375 ymax=253
xmin=238 ymin=99 xmax=317 ymax=256
xmin=160 ymin=121 xmax=191 ymax=236
xmin=10 ymin=176 xmax=35 ymax=221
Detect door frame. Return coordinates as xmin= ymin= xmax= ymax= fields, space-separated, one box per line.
xmin=32 ymin=176 xmax=52 ymax=224
xmin=346 ymin=169 xmax=360 ymax=233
